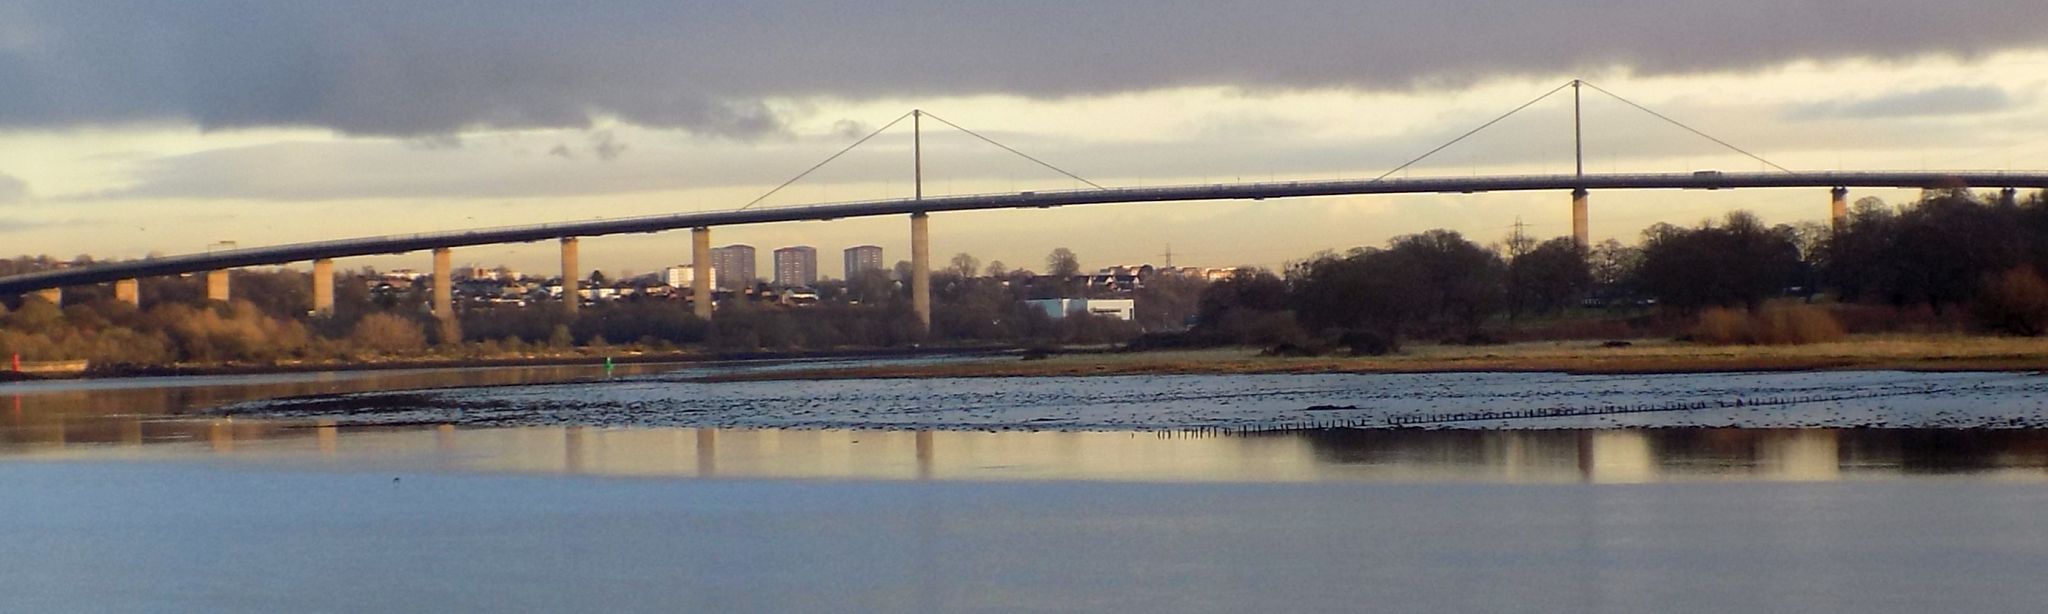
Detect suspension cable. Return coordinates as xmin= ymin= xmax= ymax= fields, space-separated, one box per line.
xmin=1371 ymin=81 xmax=1574 ymax=182
xmin=1579 ymin=81 xmax=1794 ymax=173
xmin=737 ymin=110 xmax=914 ymax=211
xmin=919 ymin=111 xmax=1105 ymax=189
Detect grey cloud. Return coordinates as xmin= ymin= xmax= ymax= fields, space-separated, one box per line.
xmin=590 ymin=131 xmax=627 ymax=161
xmin=1786 ymin=86 xmax=2018 ymax=120
xmin=69 ymin=94 xmax=1991 ymax=205
xmin=0 ymin=173 xmax=28 ymax=204
xmin=4 ymin=1 xmax=2046 ymax=137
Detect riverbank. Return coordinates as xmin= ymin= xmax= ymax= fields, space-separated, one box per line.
xmin=704 ymin=335 xmax=2048 ymax=381
xmin=5 ymin=345 xmax=1012 ymax=381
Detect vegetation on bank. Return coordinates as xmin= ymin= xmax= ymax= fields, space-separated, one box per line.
xmin=3 ymin=188 xmax=2047 ymax=372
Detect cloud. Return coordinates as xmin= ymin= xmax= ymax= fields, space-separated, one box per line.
xmin=0 ymin=173 xmax=27 ymax=204
xmin=1786 ymin=85 xmax=2018 ymax=120
xmin=589 ymin=130 xmax=627 ymax=161
xmin=3 ymin=1 xmax=2045 ymax=137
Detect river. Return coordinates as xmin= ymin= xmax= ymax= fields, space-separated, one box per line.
xmin=5 ymin=363 xmax=2048 ymax=612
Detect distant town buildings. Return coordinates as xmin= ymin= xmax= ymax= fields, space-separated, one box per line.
xmin=662 ymin=264 xmax=715 ymax=289
xmin=710 ymin=244 xmax=756 ymax=290
xmin=843 ymin=245 xmax=884 ymax=280
xmin=773 ymin=246 xmax=818 ymax=288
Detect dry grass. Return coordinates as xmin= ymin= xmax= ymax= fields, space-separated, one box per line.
xmin=1692 ymin=304 xmax=1846 ymax=345
xmin=706 ymin=334 xmax=2048 ymax=381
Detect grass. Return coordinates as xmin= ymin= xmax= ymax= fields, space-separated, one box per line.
xmin=704 ymin=334 xmax=2048 ymax=381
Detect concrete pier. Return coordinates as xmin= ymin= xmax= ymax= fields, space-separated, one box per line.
xmin=1831 ymin=187 xmax=1849 ymax=234
xmin=2000 ymin=187 xmax=2020 ymax=207
xmin=560 ymin=238 xmax=580 ymax=315
xmin=114 ymin=279 xmax=138 ymax=307
xmin=1570 ymin=188 xmax=1589 ymax=248
xmin=311 ymin=259 xmax=335 ymax=315
xmin=432 ymin=247 xmax=454 ymax=319
xmin=910 ymin=212 xmax=931 ymax=332
xmin=206 ymin=271 xmax=230 ymax=303
xmin=692 ymin=227 xmax=713 ymax=320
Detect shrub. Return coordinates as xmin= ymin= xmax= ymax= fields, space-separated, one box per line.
xmin=1690 ymin=303 xmax=1845 ymax=345
xmin=1974 ymin=267 xmax=2048 ymax=336
xmin=1338 ymin=330 xmax=1399 ymax=356
xmin=1691 ymin=308 xmax=1752 ymax=345
xmin=1754 ymin=303 xmax=1846 ymax=345
xmin=349 ymin=312 xmax=427 ymax=354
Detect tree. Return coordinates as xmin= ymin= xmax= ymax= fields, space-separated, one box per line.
xmin=1509 ymin=237 xmax=1592 ymax=315
xmin=1134 ymin=272 xmax=1206 ymax=331
xmin=589 ymin=270 xmax=608 ymax=286
xmin=1829 ymin=191 xmax=2032 ymax=312
xmin=1046 ymin=248 xmax=1080 ymax=279
xmin=1194 ymin=269 xmax=1301 ymax=345
xmin=1974 ymin=267 xmax=2048 ymax=336
xmin=1636 ymin=211 xmax=1801 ymax=311
xmin=985 ymin=260 xmax=1008 ymax=278
xmin=949 ymin=253 xmax=980 ymax=278
xmin=1290 ymin=230 xmax=1505 ymax=340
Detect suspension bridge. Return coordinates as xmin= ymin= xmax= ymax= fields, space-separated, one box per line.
xmin=4 ymin=80 xmax=2046 ymax=332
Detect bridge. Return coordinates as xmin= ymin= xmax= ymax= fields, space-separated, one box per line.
xmin=5 ymin=81 xmax=2046 ymax=333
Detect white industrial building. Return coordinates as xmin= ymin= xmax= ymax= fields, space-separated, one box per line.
xmin=1024 ymin=298 xmax=1135 ymax=321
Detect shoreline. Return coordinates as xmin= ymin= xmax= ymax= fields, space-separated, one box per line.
xmin=5 ymin=345 xmax=1015 ymax=381
xmin=700 ymin=336 xmax=2048 ymax=381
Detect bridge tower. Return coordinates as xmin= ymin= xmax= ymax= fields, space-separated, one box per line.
xmin=1571 ymin=80 xmax=1590 ymax=248
xmin=691 ymin=227 xmax=713 ymax=319
xmin=910 ymin=110 xmax=932 ymax=334
xmin=560 ymin=238 xmax=580 ymax=315
xmin=432 ymin=248 xmax=458 ymax=343
xmin=205 ymin=270 xmax=231 ymax=303
xmin=311 ymin=259 xmax=335 ymax=315
xmin=114 ymin=279 xmax=138 ymax=307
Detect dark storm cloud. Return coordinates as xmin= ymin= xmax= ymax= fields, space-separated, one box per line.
xmin=1785 ymin=85 xmax=2018 ymax=120
xmin=4 ymin=1 xmax=2045 ymax=137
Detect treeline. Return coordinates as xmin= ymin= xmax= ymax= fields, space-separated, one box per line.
xmin=1190 ymin=188 xmax=2048 ymax=351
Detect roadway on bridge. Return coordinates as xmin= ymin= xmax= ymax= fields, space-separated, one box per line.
xmin=3 ymin=170 xmax=2045 ymax=294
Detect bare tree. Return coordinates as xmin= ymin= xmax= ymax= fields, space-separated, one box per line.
xmin=949 ymin=252 xmax=980 ymax=278
xmin=1046 ymin=248 xmax=1081 ymax=279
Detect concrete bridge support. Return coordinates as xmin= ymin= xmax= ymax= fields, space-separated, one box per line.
xmin=1570 ymin=189 xmax=1590 ymax=248
xmin=2000 ymin=187 xmax=2020 ymax=207
xmin=31 ymin=287 xmax=60 ymax=306
xmin=910 ymin=212 xmax=931 ymax=333
xmin=1831 ymin=187 xmax=1849 ymax=234
xmin=311 ymin=259 xmax=335 ymax=316
xmin=560 ymin=238 xmax=580 ymax=315
xmin=206 ymin=270 xmax=231 ymax=303
xmin=691 ymin=227 xmax=713 ymax=320
xmin=114 ymin=279 xmax=139 ymax=308
xmin=432 ymin=247 xmax=454 ymax=320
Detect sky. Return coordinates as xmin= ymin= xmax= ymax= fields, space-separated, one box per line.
xmin=4 ymin=1 xmax=2048 ymax=278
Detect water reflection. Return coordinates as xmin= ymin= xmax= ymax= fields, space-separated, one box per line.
xmin=7 ymin=366 xmax=2048 ymax=483
xmin=8 ymin=411 xmax=2048 ymax=483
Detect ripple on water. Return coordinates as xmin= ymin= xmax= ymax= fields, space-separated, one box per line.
xmin=217 ymin=371 xmax=2048 ymax=431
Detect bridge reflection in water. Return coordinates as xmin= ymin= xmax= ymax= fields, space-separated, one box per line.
xmin=8 ymin=405 xmax=2048 ymax=483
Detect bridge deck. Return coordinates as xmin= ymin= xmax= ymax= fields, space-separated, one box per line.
xmin=4 ymin=171 xmax=2045 ymax=294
